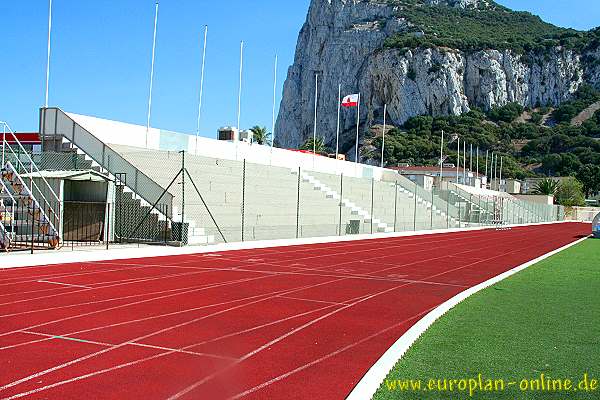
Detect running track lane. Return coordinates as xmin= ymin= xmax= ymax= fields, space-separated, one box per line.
xmin=0 ymin=223 xmax=589 ymax=400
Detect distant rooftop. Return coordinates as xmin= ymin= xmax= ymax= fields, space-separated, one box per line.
xmin=390 ymin=165 xmax=485 ymax=177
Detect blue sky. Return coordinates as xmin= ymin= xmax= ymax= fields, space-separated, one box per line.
xmin=0 ymin=0 xmax=598 ymax=136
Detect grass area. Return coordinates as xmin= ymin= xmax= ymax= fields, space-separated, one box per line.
xmin=373 ymin=239 xmax=600 ymax=399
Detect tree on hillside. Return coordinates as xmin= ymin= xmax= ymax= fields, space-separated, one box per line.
xmin=300 ymin=137 xmax=329 ymax=155
xmin=577 ymin=164 xmax=600 ymax=197
xmin=488 ymin=102 xmax=524 ymax=123
xmin=555 ymin=177 xmax=586 ymax=207
xmin=250 ymin=126 xmax=272 ymax=146
xmin=533 ymin=178 xmax=560 ymax=196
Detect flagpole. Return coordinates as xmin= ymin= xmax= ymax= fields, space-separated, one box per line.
xmin=492 ymin=153 xmax=497 ymax=190
xmin=381 ymin=104 xmax=387 ymax=169
xmin=196 ymin=25 xmax=208 ymax=154
xmin=499 ymin=156 xmax=503 ymax=192
xmin=313 ymin=73 xmax=318 ymax=156
xmin=271 ymin=54 xmax=278 ymax=147
xmin=355 ymin=93 xmax=361 ymax=164
xmin=490 ymin=153 xmax=494 ymax=189
xmin=476 ymin=146 xmax=480 ymax=180
xmin=44 ymin=0 xmax=53 ymax=108
xmin=335 ymin=84 xmax=341 ymax=160
xmin=469 ymin=143 xmax=473 ymax=185
xmin=439 ymin=130 xmax=444 ymax=187
xmin=237 ymin=40 xmax=244 ymax=132
xmin=456 ymin=137 xmax=460 ymax=184
xmin=470 ymin=144 xmax=473 ymax=171
xmin=146 ymin=1 xmax=159 ymax=149
xmin=485 ymin=149 xmax=489 ymax=186
xmin=463 ymin=141 xmax=466 ymax=184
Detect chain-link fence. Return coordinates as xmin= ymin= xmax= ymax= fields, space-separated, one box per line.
xmin=107 ymin=148 xmax=567 ymax=246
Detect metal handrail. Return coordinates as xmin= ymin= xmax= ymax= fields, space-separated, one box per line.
xmin=0 ymin=122 xmax=61 ymax=229
xmin=41 ymin=108 xmax=173 ymax=218
xmin=396 ymin=174 xmax=459 ymax=218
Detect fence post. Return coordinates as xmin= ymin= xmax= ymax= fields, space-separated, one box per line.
xmin=370 ymin=178 xmax=374 ymax=234
xmin=446 ymin=191 xmax=450 ymax=229
xmin=241 ymin=159 xmax=246 ymax=242
xmin=458 ymin=196 xmax=462 ymax=228
xmin=430 ymin=189 xmax=434 ymax=230
xmin=180 ymin=151 xmax=186 ymax=240
xmin=30 ymin=203 xmax=35 ymax=254
xmin=164 ymin=205 xmax=169 ymax=244
xmin=338 ymin=173 xmax=343 ymax=236
xmin=413 ymin=182 xmax=418 ymax=231
xmin=106 ymin=203 xmax=110 ymax=250
xmin=296 ymin=167 xmax=301 ymax=239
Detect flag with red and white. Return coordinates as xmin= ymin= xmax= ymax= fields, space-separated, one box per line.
xmin=341 ymin=94 xmax=359 ymax=108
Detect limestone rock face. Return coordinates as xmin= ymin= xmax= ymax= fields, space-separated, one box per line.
xmin=275 ymin=0 xmax=594 ymax=157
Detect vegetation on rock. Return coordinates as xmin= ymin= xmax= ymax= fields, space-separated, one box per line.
xmin=384 ymin=1 xmax=600 ymax=54
xmin=368 ymin=86 xmax=600 ymax=199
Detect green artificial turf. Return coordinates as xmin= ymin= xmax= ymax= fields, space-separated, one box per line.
xmin=373 ymin=239 xmax=600 ymax=400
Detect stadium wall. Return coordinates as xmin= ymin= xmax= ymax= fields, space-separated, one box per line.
xmin=67 ymin=113 xmax=385 ymax=180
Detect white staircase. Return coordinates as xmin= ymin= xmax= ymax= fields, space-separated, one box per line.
xmin=392 ymin=182 xmax=461 ymax=227
xmin=294 ymin=170 xmax=394 ymax=233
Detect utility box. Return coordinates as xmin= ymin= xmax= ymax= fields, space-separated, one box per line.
xmin=593 ymin=213 xmax=600 ymax=238
xmin=239 ymin=130 xmax=254 ymax=143
xmin=171 ymin=222 xmax=189 ymax=245
xmin=346 ymin=220 xmax=360 ymax=235
xmin=217 ymin=127 xmax=239 ymax=142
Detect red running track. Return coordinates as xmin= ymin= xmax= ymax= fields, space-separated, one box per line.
xmin=0 ymin=223 xmax=589 ymax=400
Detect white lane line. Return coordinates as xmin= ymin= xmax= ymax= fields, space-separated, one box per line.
xmin=0 ymin=275 xmax=272 ymax=339
xmin=0 ymin=228 xmax=570 ymax=399
xmin=277 ymin=296 xmax=349 ymax=306
xmin=0 ymin=222 xmax=582 ymax=271
xmin=37 ymin=280 xmax=91 ymax=289
xmin=20 ymin=330 xmax=235 ymax=361
xmin=3 ymin=233 xmax=507 ymax=320
xmin=346 ymin=235 xmax=592 ymax=400
xmin=0 ymin=226 xmax=584 ymax=399
xmin=0 ymin=277 xmax=350 ymax=395
xmin=166 ymin=228 xmax=585 ymax=399
xmin=229 ymin=309 xmax=433 ymax=400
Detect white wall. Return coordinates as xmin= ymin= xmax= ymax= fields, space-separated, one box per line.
xmin=67 ymin=113 xmax=386 ymax=180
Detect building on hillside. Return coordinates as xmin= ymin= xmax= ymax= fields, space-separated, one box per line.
xmin=390 ymin=165 xmax=487 ymax=189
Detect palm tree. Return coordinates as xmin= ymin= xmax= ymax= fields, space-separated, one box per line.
xmin=300 ymin=137 xmax=328 ymax=154
xmin=533 ymin=178 xmax=559 ymax=196
xmin=250 ymin=126 xmax=272 ymax=146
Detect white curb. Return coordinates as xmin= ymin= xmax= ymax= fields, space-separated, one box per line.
xmin=346 ymin=234 xmax=591 ymax=400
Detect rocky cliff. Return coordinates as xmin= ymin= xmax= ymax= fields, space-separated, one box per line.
xmin=275 ymin=0 xmax=600 ymax=158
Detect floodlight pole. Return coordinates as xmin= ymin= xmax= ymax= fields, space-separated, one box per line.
xmin=146 ymin=1 xmax=159 ymax=149
xmin=44 ymin=0 xmax=53 ymax=108
xmin=196 ymin=25 xmax=208 ymax=154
